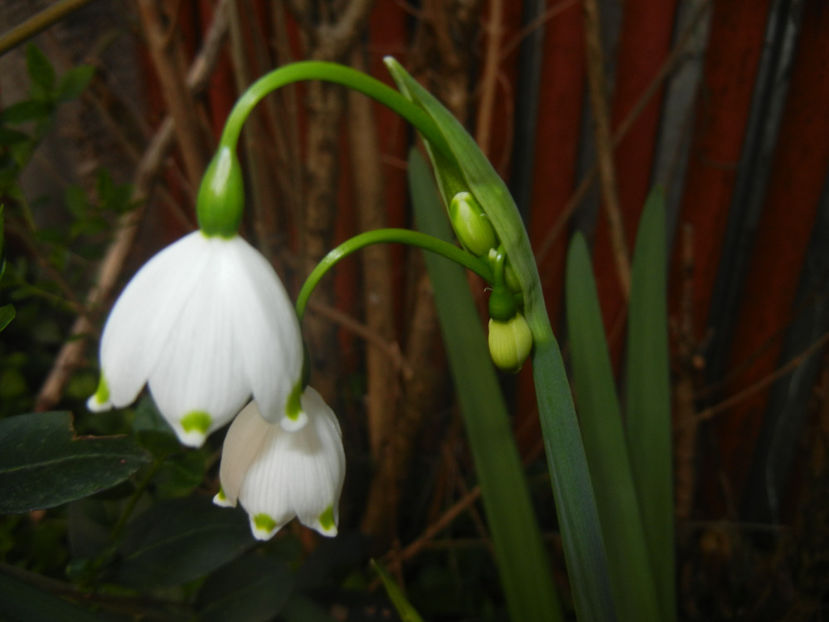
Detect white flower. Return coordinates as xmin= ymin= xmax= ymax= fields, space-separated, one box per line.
xmin=87 ymin=231 xmax=304 ymax=447
xmin=213 ymin=387 xmax=346 ymax=540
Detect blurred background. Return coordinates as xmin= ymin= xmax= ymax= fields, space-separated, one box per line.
xmin=0 ymin=0 xmax=827 ymax=619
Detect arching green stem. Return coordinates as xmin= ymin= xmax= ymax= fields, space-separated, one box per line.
xmin=296 ymin=228 xmax=492 ymax=321
xmin=220 ymin=61 xmax=451 ymax=159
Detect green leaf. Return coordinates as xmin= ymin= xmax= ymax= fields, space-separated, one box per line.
xmin=625 ymin=187 xmax=675 ymax=620
xmin=279 ymin=594 xmax=335 ymax=622
xmin=25 ymin=44 xmax=56 ymax=97
xmin=0 ymin=412 xmax=150 ymax=514
xmin=0 ymin=304 xmax=14 ymax=332
xmin=57 ymin=65 xmax=95 ymax=102
xmin=114 ymin=497 xmax=254 ymax=587
xmin=372 ymin=560 xmax=424 ymax=622
xmin=566 ymin=233 xmax=661 ymax=621
xmin=0 ymin=100 xmax=53 ymax=124
xmin=390 ymin=59 xmax=615 ymax=622
xmin=196 ymin=552 xmax=294 ymax=622
xmin=409 ymin=149 xmax=563 ymax=622
xmin=0 ymin=569 xmax=107 ymax=622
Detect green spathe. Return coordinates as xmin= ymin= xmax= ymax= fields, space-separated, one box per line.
xmin=196 ymin=146 xmax=244 ymax=238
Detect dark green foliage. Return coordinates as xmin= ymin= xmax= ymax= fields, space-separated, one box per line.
xmin=0 ymin=412 xmax=150 ymax=514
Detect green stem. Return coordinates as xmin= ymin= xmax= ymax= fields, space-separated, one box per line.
xmin=296 ymin=228 xmax=491 ymax=321
xmin=219 ymin=61 xmax=451 ymax=158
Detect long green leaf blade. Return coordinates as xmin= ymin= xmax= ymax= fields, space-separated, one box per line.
xmin=390 ymin=56 xmax=614 ymax=621
xmin=566 ymin=234 xmax=661 ymax=621
xmin=408 ymin=149 xmax=563 ymax=622
xmin=625 ymin=188 xmax=675 ymax=620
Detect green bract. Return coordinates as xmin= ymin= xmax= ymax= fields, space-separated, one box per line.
xmin=196 ymin=146 xmax=244 ymax=238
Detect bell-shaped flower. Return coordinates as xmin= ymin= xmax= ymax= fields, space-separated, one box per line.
xmin=213 ymin=387 xmax=346 ymax=540
xmin=86 ymin=230 xmax=304 ymax=447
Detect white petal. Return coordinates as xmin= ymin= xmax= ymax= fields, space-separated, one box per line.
xmin=216 ymin=401 xmax=269 ymax=506
xmin=227 ymin=237 xmax=303 ymax=424
xmin=97 ymin=232 xmax=211 ymax=409
xmin=146 ymin=239 xmax=251 ymax=444
xmin=237 ymin=387 xmax=345 ymax=540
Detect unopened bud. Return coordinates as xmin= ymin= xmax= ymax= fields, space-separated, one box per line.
xmin=449 ymin=191 xmax=496 ymax=256
xmin=488 ymin=314 xmax=532 ymax=372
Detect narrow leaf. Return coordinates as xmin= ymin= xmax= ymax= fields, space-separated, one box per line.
xmin=566 ymin=233 xmax=661 ymax=621
xmin=625 ymin=187 xmax=675 ymax=620
xmin=409 ymin=149 xmax=563 ymax=622
xmin=0 ymin=412 xmax=150 ymax=514
xmin=390 ymin=58 xmax=615 ymax=621
xmin=372 ymin=560 xmax=424 ymax=622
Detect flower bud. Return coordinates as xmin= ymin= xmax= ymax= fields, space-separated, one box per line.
xmin=197 ymin=146 xmax=244 ymax=238
xmin=449 ymin=191 xmax=496 ymax=256
xmin=488 ymin=314 xmax=533 ymax=372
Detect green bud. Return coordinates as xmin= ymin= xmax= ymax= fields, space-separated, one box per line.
xmin=196 ymin=146 xmax=244 ymax=238
xmin=449 ymin=191 xmax=496 ymax=256
xmin=488 ymin=314 xmax=533 ymax=372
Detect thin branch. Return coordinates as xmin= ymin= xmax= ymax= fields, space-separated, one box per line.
xmin=581 ymin=0 xmax=630 ymax=297
xmin=135 ymin=0 xmax=211 ymax=189
xmin=0 ymin=0 xmax=96 ymax=56
xmin=535 ymin=0 xmax=712 ymax=266
xmin=693 ymin=330 xmax=829 ymax=426
xmin=475 ymin=0 xmax=503 ymax=156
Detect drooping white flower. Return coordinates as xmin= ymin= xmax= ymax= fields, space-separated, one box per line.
xmin=213 ymin=387 xmax=346 ymax=540
xmin=87 ymin=231 xmax=304 ymax=447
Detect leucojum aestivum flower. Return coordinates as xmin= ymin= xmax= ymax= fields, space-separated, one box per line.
xmin=86 ymin=60 xmax=534 ymax=542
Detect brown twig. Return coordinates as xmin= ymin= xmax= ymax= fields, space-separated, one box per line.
xmin=581 ymin=0 xmax=630 ymax=297
xmin=135 ymin=0 xmax=211 ymax=190
xmin=693 ymin=330 xmax=829 ymax=427
xmin=475 ymin=0 xmax=503 ymax=156
xmin=535 ymin=0 xmax=712 ymax=266
xmin=35 ymin=0 xmax=231 ymax=411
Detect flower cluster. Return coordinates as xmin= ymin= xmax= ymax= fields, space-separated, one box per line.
xmin=88 ymin=225 xmax=344 ymax=540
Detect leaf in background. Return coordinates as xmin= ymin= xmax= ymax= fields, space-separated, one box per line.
xmin=389 ymin=57 xmax=614 ymax=622
xmin=196 ymin=552 xmax=294 ymax=622
xmin=566 ymin=233 xmax=661 ymax=621
xmin=625 ymin=187 xmax=675 ymax=620
xmin=0 ymin=569 xmax=109 ymax=622
xmin=372 ymin=559 xmax=424 ymax=622
xmin=408 ymin=149 xmax=563 ymax=622
xmin=113 ymin=496 xmax=253 ymax=588
xmin=25 ymin=44 xmax=56 ymax=98
xmin=56 ymin=65 xmax=95 ymax=102
xmin=0 ymin=412 xmax=150 ymax=514
xmin=0 ymin=305 xmax=13 ymax=332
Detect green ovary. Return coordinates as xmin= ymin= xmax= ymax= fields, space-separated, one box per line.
xmin=180 ymin=410 xmax=212 ymax=434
